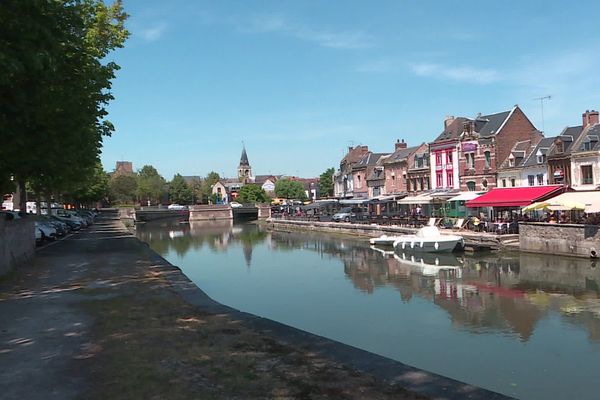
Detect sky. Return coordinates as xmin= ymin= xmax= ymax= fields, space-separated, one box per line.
xmin=101 ymin=0 xmax=600 ymax=180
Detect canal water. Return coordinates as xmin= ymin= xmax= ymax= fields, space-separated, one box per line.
xmin=136 ymin=220 xmax=600 ymax=400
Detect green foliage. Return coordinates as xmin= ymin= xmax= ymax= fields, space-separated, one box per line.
xmin=69 ymin=162 xmax=110 ymax=204
xmin=0 ymin=0 xmax=129 ymax=208
xmin=198 ymin=171 xmax=220 ymax=204
xmin=168 ymin=174 xmax=193 ymax=205
xmin=237 ymin=185 xmax=270 ymax=203
xmin=274 ymin=179 xmax=307 ymax=200
xmin=137 ymin=165 xmax=166 ymax=204
xmin=109 ymin=173 xmax=138 ymax=204
xmin=319 ymin=168 xmax=334 ymax=198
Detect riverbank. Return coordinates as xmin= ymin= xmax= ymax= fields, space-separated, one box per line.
xmin=0 ymin=211 xmax=511 ymax=399
xmin=265 ymin=218 xmax=520 ymax=251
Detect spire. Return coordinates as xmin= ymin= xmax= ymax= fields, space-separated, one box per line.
xmin=239 ymin=144 xmax=249 ymax=166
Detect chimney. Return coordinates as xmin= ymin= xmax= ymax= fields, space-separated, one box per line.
xmin=348 ymin=146 xmax=354 ymax=152
xmin=395 ymin=139 xmax=407 ymax=150
xmin=444 ymin=115 xmax=455 ymax=129
xmin=583 ymin=110 xmax=599 ymax=128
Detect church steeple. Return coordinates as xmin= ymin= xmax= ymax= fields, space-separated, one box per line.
xmin=238 ymin=144 xmax=253 ymax=183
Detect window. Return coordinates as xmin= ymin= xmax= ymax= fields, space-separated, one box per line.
xmin=583 ymin=141 xmax=592 ymax=151
xmin=419 ymin=177 xmax=424 ymax=191
xmin=582 ymin=165 xmax=593 ymax=184
xmin=511 ymin=178 xmax=516 ymax=187
xmin=466 ymin=181 xmax=476 ymax=191
xmin=436 ymin=152 xmax=442 ymax=165
xmin=484 ymin=151 xmax=491 ymax=168
xmin=446 ymin=151 xmax=453 ymax=164
xmin=466 ymin=153 xmax=475 ymax=169
xmin=508 ymin=157 xmax=515 ymax=167
xmin=482 ymin=179 xmax=488 ymax=188
xmin=537 ymin=155 xmax=543 ymax=164
xmin=436 ymin=172 xmax=443 ymax=187
xmin=357 ymin=174 xmax=361 ymax=188
xmin=447 ymin=171 xmax=453 ymax=187
xmin=502 ymin=179 xmax=506 ymax=187
xmin=556 ymin=141 xmax=564 ymax=153
xmin=537 ymin=174 xmax=544 ymax=185
xmin=528 ymin=175 xmax=535 ymax=186
xmin=391 ymin=174 xmax=396 ymax=180
xmin=415 ymin=155 xmax=423 ymax=168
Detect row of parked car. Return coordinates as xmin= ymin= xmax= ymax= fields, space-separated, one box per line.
xmin=1 ymin=209 xmax=98 ymax=245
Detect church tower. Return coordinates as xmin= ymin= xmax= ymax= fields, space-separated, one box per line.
xmin=238 ymin=145 xmax=253 ymax=183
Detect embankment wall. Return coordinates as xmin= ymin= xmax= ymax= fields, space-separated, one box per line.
xmin=189 ymin=205 xmax=232 ymax=221
xmin=0 ymin=218 xmax=35 ymax=276
xmin=520 ymin=222 xmax=600 ymax=258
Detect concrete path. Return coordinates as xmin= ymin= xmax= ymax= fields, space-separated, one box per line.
xmin=0 ymin=213 xmax=513 ymax=400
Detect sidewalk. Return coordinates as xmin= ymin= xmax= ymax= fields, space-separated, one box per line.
xmin=0 ymin=212 xmax=510 ymax=400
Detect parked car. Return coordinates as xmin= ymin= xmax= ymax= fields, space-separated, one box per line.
xmin=332 ymin=207 xmax=356 ymax=222
xmin=168 ymin=204 xmax=187 ymax=210
xmin=35 ymin=226 xmax=43 ymax=244
xmin=35 ymin=221 xmax=57 ymax=241
xmin=52 ymin=214 xmax=83 ymax=230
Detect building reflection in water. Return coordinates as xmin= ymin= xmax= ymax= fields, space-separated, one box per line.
xmin=135 ymin=220 xmax=269 ymax=267
xmin=136 ymin=223 xmax=600 ymax=344
xmin=269 ymin=230 xmax=600 ymax=343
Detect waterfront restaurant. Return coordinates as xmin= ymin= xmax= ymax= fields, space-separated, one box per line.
xmin=465 ymin=185 xmax=565 ymax=220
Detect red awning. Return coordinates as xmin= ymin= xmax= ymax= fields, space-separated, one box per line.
xmin=466 ymin=185 xmax=564 ymax=208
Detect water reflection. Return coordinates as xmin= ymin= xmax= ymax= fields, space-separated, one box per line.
xmin=267 ymin=229 xmax=600 ymax=344
xmin=135 ymin=222 xmax=600 ymax=399
xmin=136 ymin=220 xmax=268 ymax=266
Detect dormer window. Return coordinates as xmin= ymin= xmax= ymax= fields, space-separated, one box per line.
xmin=537 ymin=154 xmax=543 ymax=164
xmin=556 ymin=140 xmax=564 ymax=153
xmin=508 ymin=155 xmax=515 ymax=167
xmin=583 ymin=141 xmax=592 ymax=151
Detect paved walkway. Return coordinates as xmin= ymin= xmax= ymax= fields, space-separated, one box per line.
xmin=0 ymin=212 xmax=512 ymax=400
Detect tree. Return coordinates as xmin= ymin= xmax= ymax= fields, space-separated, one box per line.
xmin=168 ymin=174 xmax=193 ymax=205
xmin=319 ymin=168 xmax=334 ymax=198
xmin=199 ymin=171 xmax=220 ymax=204
xmin=237 ymin=185 xmax=270 ymax=203
xmin=69 ymin=162 xmax=110 ymax=205
xmin=275 ymin=179 xmax=307 ymax=200
xmin=0 ymin=0 xmax=129 ymax=210
xmin=137 ymin=165 xmax=166 ymax=205
xmin=109 ymin=173 xmax=137 ymax=205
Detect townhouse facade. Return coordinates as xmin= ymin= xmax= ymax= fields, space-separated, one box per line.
xmin=333 ymin=146 xmax=370 ymax=198
xmin=497 ymin=137 xmax=553 ymax=187
xmin=568 ymin=110 xmax=600 ymax=190
xmin=352 ymin=152 xmax=388 ymax=199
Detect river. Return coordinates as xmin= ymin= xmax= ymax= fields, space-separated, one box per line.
xmin=136 ymin=220 xmax=600 ymax=400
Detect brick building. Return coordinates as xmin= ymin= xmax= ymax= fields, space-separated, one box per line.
xmin=333 ymin=146 xmax=370 ymax=198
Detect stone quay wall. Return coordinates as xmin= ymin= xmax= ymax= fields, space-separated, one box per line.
xmin=520 ymin=222 xmax=600 ymax=258
xmin=189 ymin=205 xmax=233 ymax=221
xmin=0 ymin=218 xmax=35 ymax=276
xmin=257 ymin=204 xmax=271 ymax=219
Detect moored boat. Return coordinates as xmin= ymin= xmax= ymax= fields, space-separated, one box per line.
xmin=392 ymin=226 xmax=464 ymax=253
xmin=369 ymin=234 xmax=400 ymax=246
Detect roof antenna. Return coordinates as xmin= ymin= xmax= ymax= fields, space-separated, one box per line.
xmin=533 ymin=95 xmax=552 ymax=134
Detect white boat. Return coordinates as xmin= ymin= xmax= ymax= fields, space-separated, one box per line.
xmin=392 ymin=226 xmax=464 ymax=253
xmin=369 ymin=234 xmax=400 ymax=246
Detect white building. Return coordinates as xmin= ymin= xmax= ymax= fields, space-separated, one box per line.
xmin=497 ymin=137 xmax=554 ymax=188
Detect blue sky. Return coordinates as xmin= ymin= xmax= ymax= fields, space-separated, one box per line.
xmin=101 ymin=0 xmax=600 ymax=179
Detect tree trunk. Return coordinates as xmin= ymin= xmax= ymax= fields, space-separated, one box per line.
xmin=17 ymin=178 xmax=26 ymax=213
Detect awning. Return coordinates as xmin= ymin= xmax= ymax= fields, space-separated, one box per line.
xmin=367 ymin=194 xmax=406 ymax=203
xmin=544 ymin=191 xmax=600 ymax=213
xmin=448 ymin=192 xmax=484 ymax=202
xmin=466 ymin=185 xmax=564 ymax=208
xmin=397 ymin=193 xmax=433 ymax=205
xmin=339 ymin=199 xmax=368 ymax=205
